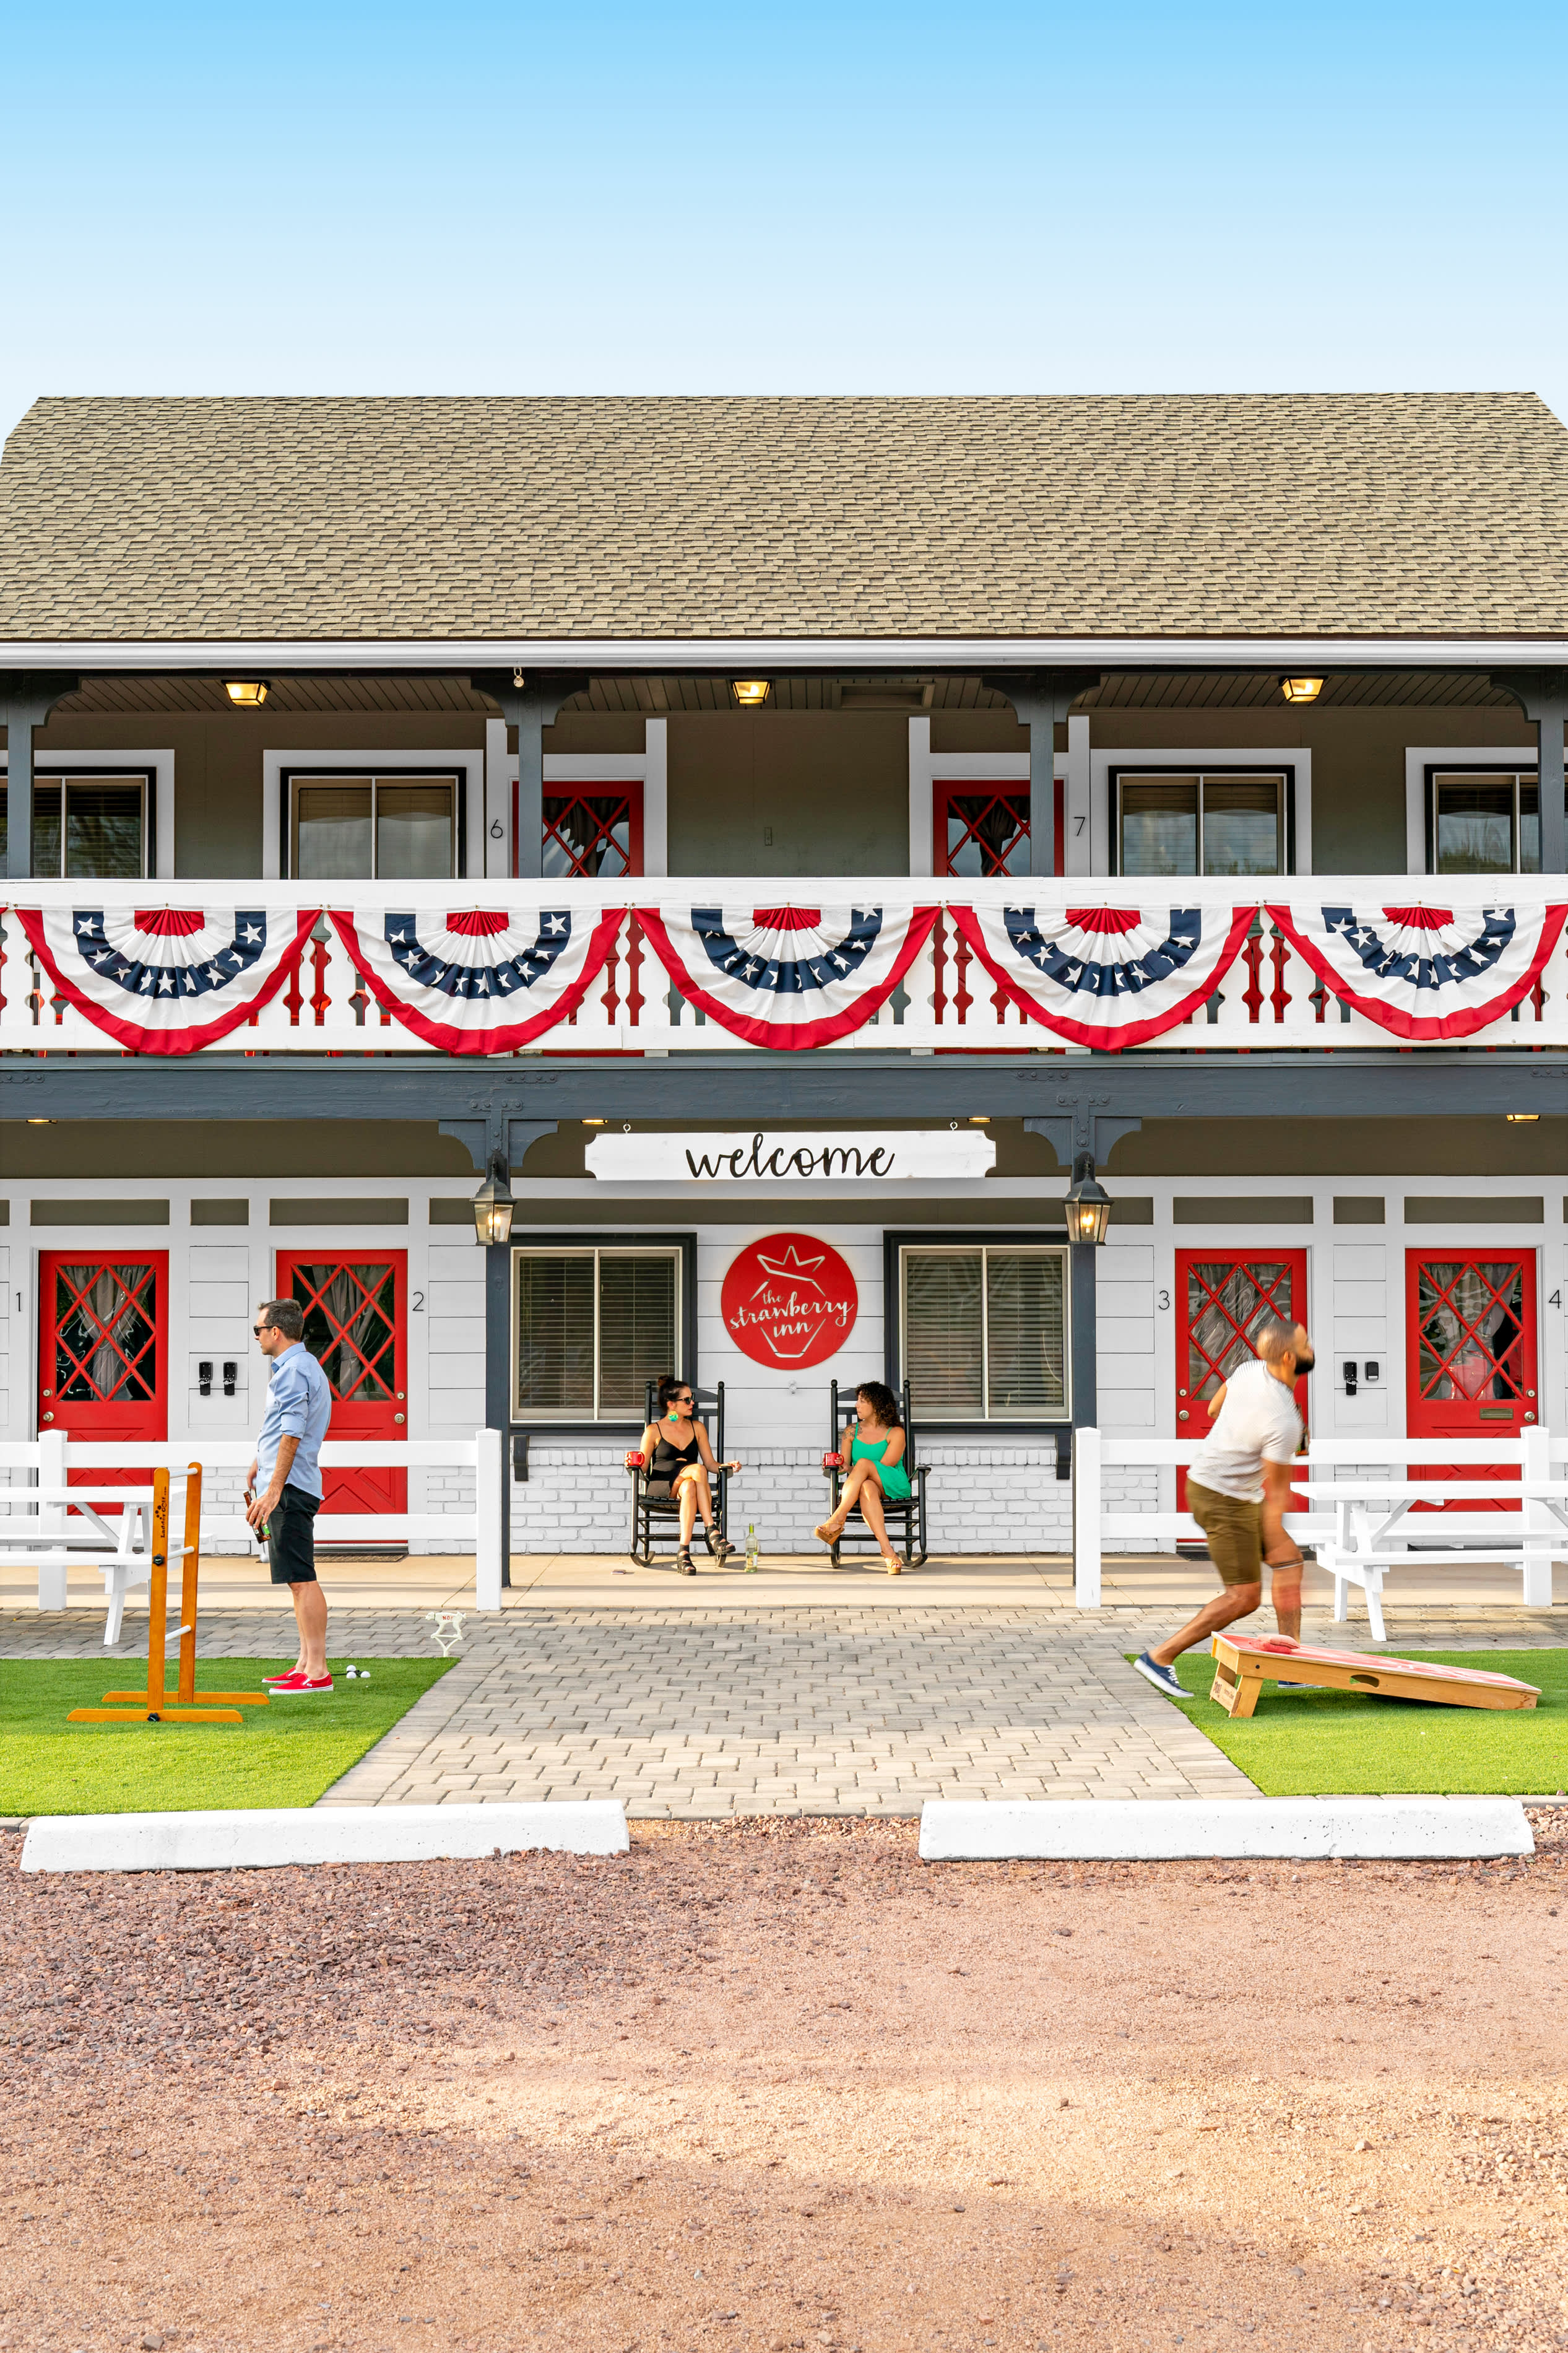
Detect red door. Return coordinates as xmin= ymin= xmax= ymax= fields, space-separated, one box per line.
xmin=1176 ymin=1251 xmax=1310 ymax=1511
xmin=40 ymin=1253 xmax=168 ymax=1499
xmin=274 ymin=1252 xmax=407 ymax=1518
xmin=1406 ymin=1253 xmax=1536 ymax=1511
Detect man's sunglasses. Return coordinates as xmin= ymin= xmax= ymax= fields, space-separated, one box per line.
xmin=252 ymin=1323 xmax=277 ymax=1336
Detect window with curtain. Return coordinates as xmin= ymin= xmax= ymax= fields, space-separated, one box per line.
xmin=513 ymin=1247 xmax=680 ymax=1420
xmin=1117 ymin=771 xmax=1287 ymax=877
xmin=0 ymin=774 xmax=148 ymax=878
xmin=899 ymin=1244 xmax=1068 ymax=1422
xmin=1430 ymin=771 xmax=1540 ymax=874
xmin=290 ymin=773 xmax=458 ymax=879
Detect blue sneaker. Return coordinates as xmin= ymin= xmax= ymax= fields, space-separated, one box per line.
xmin=1133 ymin=1652 xmax=1190 ymax=1701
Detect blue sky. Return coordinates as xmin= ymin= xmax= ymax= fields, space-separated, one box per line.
xmin=1 ymin=0 xmax=1563 ymax=440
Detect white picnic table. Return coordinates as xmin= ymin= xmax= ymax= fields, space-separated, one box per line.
xmin=0 ymin=1484 xmax=170 ymax=1638
xmin=1296 ymin=1475 xmax=1553 ymax=1641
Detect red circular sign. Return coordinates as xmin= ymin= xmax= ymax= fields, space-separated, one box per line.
xmin=720 ymin=1232 xmax=859 ymax=1370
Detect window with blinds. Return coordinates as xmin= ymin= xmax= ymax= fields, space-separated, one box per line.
xmin=899 ymin=1245 xmax=1068 ymax=1421
xmin=513 ymin=1246 xmax=680 ymax=1420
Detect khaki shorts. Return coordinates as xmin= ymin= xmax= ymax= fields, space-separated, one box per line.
xmin=1187 ymin=1480 xmax=1262 ymax=1588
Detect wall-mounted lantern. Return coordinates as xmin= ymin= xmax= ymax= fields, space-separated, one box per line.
xmin=471 ymin=1154 xmax=514 ymax=1247
xmin=1063 ymin=1155 xmax=1113 ymax=1247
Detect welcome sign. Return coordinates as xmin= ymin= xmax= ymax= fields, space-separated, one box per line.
xmin=583 ymin=1128 xmax=995 ymax=1183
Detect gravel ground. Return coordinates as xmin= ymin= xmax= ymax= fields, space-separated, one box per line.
xmin=1 ymin=1815 xmax=1566 ymax=2353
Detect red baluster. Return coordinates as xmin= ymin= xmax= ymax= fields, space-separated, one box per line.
xmin=953 ymin=926 xmax=973 ymax=1027
xmin=930 ymin=909 xmax=948 ymax=1027
xmin=602 ymin=926 xmax=621 ymax=1027
xmin=310 ymin=933 xmax=332 ymax=1026
xmin=1241 ymin=921 xmax=1264 ymax=1024
xmin=625 ymin=915 xmax=644 ymax=1030
xmin=1268 ymin=924 xmax=1291 ymax=1022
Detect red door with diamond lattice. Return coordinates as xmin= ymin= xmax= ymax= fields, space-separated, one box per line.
xmin=1176 ymin=1251 xmax=1310 ymax=1512
xmin=526 ymin=781 xmax=643 ymax=879
xmin=274 ymin=1252 xmax=407 ymax=1519
xmin=39 ymin=1253 xmax=167 ymax=1498
xmin=1406 ymin=1253 xmax=1536 ymax=1511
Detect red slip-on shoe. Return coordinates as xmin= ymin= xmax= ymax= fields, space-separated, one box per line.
xmin=268 ymin=1671 xmax=333 ymax=1694
xmin=262 ymin=1668 xmax=304 ymax=1684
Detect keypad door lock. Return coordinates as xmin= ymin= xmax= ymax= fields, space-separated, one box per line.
xmin=199 ymin=1361 xmax=214 ymax=1397
xmin=222 ymin=1361 xmax=237 ymax=1397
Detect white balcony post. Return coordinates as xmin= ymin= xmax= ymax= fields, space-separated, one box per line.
xmin=1072 ymin=1424 xmax=1102 ymax=1609
xmin=474 ymin=1426 xmax=503 ymax=1611
xmin=1522 ymin=1423 xmax=1555 ymax=1609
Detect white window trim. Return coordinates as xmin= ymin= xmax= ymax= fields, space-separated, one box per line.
xmin=501 ymin=723 xmax=667 ymax=879
xmin=906 ymin=724 xmax=1067 ymax=878
xmin=1091 ymin=746 xmax=1312 ymax=879
xmin=262 ymin=747 xmax=483 ymax=881
xmin=1 ymin=748 xmax=174 ymax=879
xmin=1403 ymin=743 xmax=1541 ymax=876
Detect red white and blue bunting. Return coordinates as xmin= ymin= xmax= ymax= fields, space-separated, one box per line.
xmin=329 ymin=904 xmax=626 ymax=1055
xmin=637 ymin=902 xmax=940 ymax=1050
xmin=950 ymin=902 xmax=1255 ymax=1050
xmin=1266 ymin=900 xmax=1568 ymax=1040
xmin=14 ymin=903 xmax=318 ymax=1054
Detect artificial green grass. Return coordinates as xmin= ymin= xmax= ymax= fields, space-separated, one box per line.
xmin=1137 ymin=1646 xmax=1568 ymax=1795
xmin=0 ymin=1656 xmax=453 ymax=1817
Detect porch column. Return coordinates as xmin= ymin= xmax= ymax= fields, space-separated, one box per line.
xmin=2 ymin=674 xmax=79 ymax=881
xmin=981 ymin=671 xmax=1100 ymax=876
xmin=1024 ymin=1107 xmax=1141 ymax=1433
xmin=438 ymin=1115 xmax=560 ymax=1588
xmin=1493 ymin=669 xmax=1568 ymax=872
xmin=473 ymin=673 xmax=589 ymax=881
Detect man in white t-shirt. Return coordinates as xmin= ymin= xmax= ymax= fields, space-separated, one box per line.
xmin=1134 ymin=1321 xmax=1314 ymax=1700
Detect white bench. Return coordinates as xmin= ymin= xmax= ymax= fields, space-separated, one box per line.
xmin=0 ymin=1484 xmax=157 ymax=1638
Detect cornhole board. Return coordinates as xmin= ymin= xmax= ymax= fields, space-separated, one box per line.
xmin=1210 ymin=1633 xmax=1539 ymax=1721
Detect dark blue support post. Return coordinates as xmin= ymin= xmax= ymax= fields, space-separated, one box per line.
xmin=474 ymin=674 xmax=589 ymax=881
xmin=439 ymin=1115 xmax=559 ymax=1592
xmin=983 ymin=671 xmax=1101 ymax=876
xmin=2 ymin=675 xmax=79 ymax=880
xmin=1494 ymin=671 xmax=1567 ymax=873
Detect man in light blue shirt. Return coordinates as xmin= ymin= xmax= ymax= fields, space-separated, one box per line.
xmin=245 ymin=1298 xmax=334 ymax=1692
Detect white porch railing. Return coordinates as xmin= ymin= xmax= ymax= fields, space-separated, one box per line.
xmin=2 ymin=877 xmax=1563 ymax=1053
xmin=1070 ymin=1427 xmax=1562 ymax=1611
xmin=0 ymin=1431 xmax=504 ymax=1612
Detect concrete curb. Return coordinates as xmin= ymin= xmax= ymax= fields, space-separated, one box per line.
xmin=918 ymin=1796 xmax=1534 ymax=1861
xmin=18 ymin=1801 xmax=629 ymax=1874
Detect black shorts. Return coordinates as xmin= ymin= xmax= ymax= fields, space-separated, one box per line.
xmin=267 ymin=1484 xmax=321 ymax=1585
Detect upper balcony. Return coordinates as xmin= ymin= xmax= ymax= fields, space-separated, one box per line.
xmin=2 ymin=875 xmax=1563 ymax=1056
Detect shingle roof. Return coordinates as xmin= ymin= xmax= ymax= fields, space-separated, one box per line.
xmin=2 ymin=392 xmax=1566 ymax=645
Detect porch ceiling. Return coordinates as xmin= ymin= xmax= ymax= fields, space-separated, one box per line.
xmin=49 ymin=664 xmax=1520 ymax=720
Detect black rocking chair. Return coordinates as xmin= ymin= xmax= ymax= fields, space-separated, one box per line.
xmin=822 ymin=1377 xmax=930 ymax=1568
xmin=626 ymin=1379 xmax=730 ymax=1566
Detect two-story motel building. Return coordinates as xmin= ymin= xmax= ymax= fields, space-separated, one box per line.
xmin=2 ymin=393 xmax=1564 ymax=1564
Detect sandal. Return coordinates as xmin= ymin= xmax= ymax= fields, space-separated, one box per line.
xmin=814 ymin=1522 xmax=840 ymax=1546
xmin=677 ymin=1547 xmax=696 ymax=1577
xmin=711 ymin=1535 xmax=737 ymax=1562
xmin=881 ymin=1554 xmax=902 ymax=1575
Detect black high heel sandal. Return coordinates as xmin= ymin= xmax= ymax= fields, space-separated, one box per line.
xmin=677 ymin=1547 xmax=696 ymax=1576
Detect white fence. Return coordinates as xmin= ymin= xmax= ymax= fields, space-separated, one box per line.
xmin=3 ymin=877 xmax=1563 ymax=1053
xmin=0 ymin=1430 xmax=505 ymax=1612
xmin=1071 ymin=1425 xmax=1563 ymax=1611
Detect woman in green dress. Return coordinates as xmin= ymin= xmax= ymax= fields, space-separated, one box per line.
xmin=815 ymin=1380 xmax=910 ymax=1573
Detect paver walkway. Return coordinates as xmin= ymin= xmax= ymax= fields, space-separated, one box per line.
xmin=7 ymin=1594 xmax=1562 ymax=1816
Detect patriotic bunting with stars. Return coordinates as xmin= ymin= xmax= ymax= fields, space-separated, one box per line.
xmin=1265 ymin=899 xmax=1568 ymax=1040
xmin=328 ymin=904 xmax=626 ymax=1054
xmin=950 ymin=901 xmax=1255 ymax=1049
xmin=13 ymin=903 xmax=318 ymax=1054
xmin=636 ymin=902 xmax=940 ymax=1049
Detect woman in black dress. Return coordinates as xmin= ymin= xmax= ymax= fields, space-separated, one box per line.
xmin=637 ymin=1374 xmax=742 ymax=1575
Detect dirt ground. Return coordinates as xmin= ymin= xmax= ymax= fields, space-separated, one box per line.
xmin=1 ymin=1816 xmax=1566 ymax=2353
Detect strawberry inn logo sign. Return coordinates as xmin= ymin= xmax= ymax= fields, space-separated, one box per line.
xmin=581 ymin=1128 xmax=995 ymax=1183
xmin=720 ymin=1233 xmax=859 ymax=1369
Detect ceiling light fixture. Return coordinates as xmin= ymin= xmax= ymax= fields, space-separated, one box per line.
xmin=731 ymin=679 xmax=771 ymax=707
xmin=223 ymin=679 xmax=269 ymax=707
xmin=1280 ymin=676 xmax=1323 ymax=705
xmin=1505 ymin=1113 xmax=1540 ymax=1123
